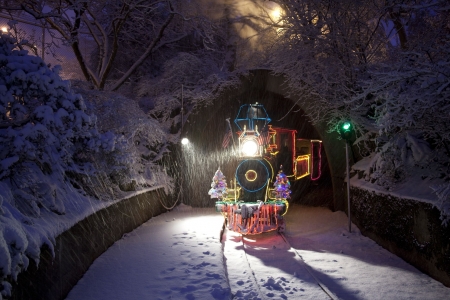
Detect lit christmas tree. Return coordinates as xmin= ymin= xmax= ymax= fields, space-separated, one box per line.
xmin=273 ymin=166 xmax=291 ymax=199
xmin=208 ymin=167 xmax=228 ymax=199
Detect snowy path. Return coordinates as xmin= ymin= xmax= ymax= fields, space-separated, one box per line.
xmin=283 ymin=206 xmax=450 ymax=300
xmin=224 ymin=229 xmax=334 ymax=300
xmin=65 ymin=205 xmax=231 ymax=300
xmin=66 ymin=204 xmax=450 ymax=300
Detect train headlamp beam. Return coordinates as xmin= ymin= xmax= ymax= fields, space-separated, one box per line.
xmin=242 ymin=140 xmax=258 ymax=156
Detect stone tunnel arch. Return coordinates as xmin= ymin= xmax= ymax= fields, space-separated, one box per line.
xmin=181 ymin=69 xmax=348 ymax=212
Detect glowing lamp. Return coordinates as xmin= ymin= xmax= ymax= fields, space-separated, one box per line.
xmin=342 ymin=122 xmax=351 ymax=131
xmin=181 ymin=138 xmax=189 ymax=145
xmin=339 ymin=121 xmax=353 ymax=141
xmin=242 ymin=140 xmax=258 ymax=156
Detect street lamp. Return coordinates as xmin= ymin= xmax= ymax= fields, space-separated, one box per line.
xmin=181 ymin=137 xmax=189 ymax=145
xmin=339 ymin=121 xmax=354 ymax=232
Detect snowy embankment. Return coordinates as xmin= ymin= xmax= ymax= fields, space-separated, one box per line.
xmin=66 ymin=204 xmax=450 ymax=300
xmin=0 ymin=33 xmax=174 ymax=298
xmin=350 ymin=152 xmax=449 ymax=225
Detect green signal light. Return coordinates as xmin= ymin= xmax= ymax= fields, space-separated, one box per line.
xmin=339 ymin=120 xmax=353 ymax=141
xmin=342 ymin=122 xmax=351 ymax=131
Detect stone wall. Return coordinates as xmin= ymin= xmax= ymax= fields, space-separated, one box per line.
xmin=351 ymin=186 xmax=450 ymax=287
xmin=11 ymin=188 xmax=170 ymax=300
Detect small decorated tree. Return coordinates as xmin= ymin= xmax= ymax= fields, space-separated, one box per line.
xmin=273 ymin=166 xmax=291 ymax=200
xmin=208 ymin=167 xmax=228 ymax=199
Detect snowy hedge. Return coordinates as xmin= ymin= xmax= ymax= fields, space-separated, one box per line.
xmin=0 ymin=33 xmax=177 ymax=298
xmin=72 ymin=85 xmax=176 ymax=198
xmin=0 ymin=33 xmax=99 ymax=298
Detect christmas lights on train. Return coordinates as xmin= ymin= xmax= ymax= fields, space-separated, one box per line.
xmin=208 ymin=103 xmax=322 ymax=235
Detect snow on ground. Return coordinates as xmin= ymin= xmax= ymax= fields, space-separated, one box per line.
xmin=284 ymin=205 xmax=450 ymax=300
xmin=65 ymin=204 xmax=230 ymax=300
xmin=65 ymin=204 xmax=450 ymax=300
xmin=224 ymin=228 xmax=331 ymax=299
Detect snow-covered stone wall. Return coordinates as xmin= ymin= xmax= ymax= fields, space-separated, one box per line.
xmin=350 ymin=187 xmax=450 ymax=287
xmin=9 ymin=188 xmax=169 ymax=300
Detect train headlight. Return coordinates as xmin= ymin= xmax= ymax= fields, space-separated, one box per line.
xmin=242 ymin=139 xmax=258 ymax=156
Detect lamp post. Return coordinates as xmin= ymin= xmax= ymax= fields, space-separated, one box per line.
xmin=339 ymin=121 xmax=353 ymax=232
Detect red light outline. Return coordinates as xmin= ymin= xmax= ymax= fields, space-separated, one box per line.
xmin=310 ymin=140 xmax=322 ymax=181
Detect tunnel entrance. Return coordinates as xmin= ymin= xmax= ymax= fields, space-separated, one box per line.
xmin=181 ymin=70 xmax=334 ymax=210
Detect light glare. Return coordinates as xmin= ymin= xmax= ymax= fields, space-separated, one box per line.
xmin=271 ymin=8 xmax=281 ymax=21
xmin=342 ymin=122 xmax=351 ymax=131
xmin=242 ymin=140 xmax=258 ymax=156
xmin=181 ymin=138 xmax=189 ymax=145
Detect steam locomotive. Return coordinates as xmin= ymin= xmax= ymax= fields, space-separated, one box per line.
xmin=212 ymin=103 xmax=322 ymax=234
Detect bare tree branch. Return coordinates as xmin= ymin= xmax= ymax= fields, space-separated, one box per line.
xmin=109 ymin=10 xmax=175 ymax=91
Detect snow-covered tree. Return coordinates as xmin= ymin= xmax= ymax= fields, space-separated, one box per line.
xmin=0 ymin=33 xmax=100 ymax=216
xmin=267 ymin=0 xmax=389 ymax=125
xmin=208 ymin=167 xmax=228 ymax=199
xmin=0 ymin=0 xmax=238 ymax=92
xmin=0 ymin=31 xmax=176 ymax=297
xmin=0 ymin=33 xmax=103 ymax=297
xmin=273 ymin=167 xmax=291 ymax=200
xmin=265 ymin=0 xmax=449 ymax=217
xmin=349 ymin=2 xmax=449 ymax=192
xmin=73 ymin=84 xmax=175 ymax=196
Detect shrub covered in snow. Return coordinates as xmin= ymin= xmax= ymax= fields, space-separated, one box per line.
xmin=353 ymin=45 xmax=450 ymax=222
xmin=366 ymin=133 xmax=432 ymax=189
xmin=0 ymin=34 xmax=100 ymax=216
xmin=0 ymin=33 xmax=103 ymax=297
xmin=72 ymin=85 xmax=176 ymax=197
xmin=0 ymin=32 xmax=175 ymax=298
